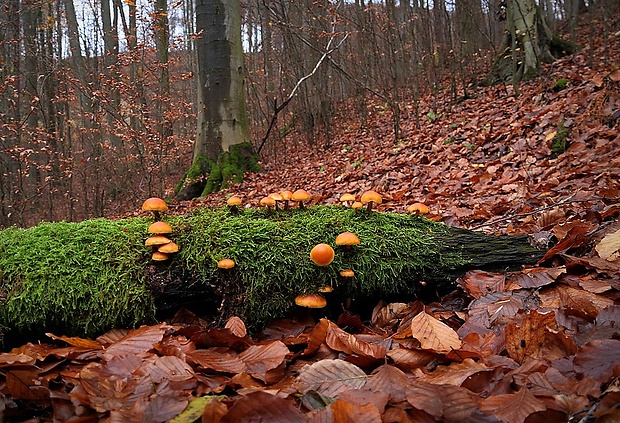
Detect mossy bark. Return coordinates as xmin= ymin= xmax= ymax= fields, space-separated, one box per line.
xmin=484 ymin=0 xmax=575 ymax=86
xmin=175 ymin=142 xmax=260 ymax=200
xmin=0 ymin=207 xmax=544 ymax=345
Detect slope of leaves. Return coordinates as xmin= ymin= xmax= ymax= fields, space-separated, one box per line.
xmin=182 ymin=20 xmax=619 ymax=238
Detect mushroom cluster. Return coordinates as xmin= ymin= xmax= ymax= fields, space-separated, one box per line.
xmin=142 ymin=197 xmax=179 ymax=262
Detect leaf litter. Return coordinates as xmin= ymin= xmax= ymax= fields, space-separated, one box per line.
xmin=2 ymin=16 xmax=620 ymax=423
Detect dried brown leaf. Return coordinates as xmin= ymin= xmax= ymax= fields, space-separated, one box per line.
xmin=574 ymin=339 xmax=620 ymax=383
xmin=237 ymin=341 xmax=289 ymax=382
xmin=186 ymin=348 xmax=247 ymax=374
xmin=410 ymin=311 xmax=461 ymax=353
xmin=457 ymin=270 xmax=506 ymax=298
xmin=505 ymin=311 xmax=556 ymax=363
xmin=293 ymin=359 xmax=367 ymax=397
xmin=325 ymin=321 xmax=387 ymax=359
xmin=480 ymin=388 xmax=546 ymax=423
xmin=224 ymin=316 xmax=247 ymax=338
xmin=331 ymin=399 xmax=383 ymax=423
xmin=405 ymin=380 xmax=479 ymax=421
xmin=102 ymin=323 xmax=170 ymax=361
xmin=221 ymin=391 xmax=306 ymax=423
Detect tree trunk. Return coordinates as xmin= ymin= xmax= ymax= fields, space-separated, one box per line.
xmin=484 ymin=0 xmax=573 ymax=86
xmin=176 ymin=0 xmax=255 ymax=201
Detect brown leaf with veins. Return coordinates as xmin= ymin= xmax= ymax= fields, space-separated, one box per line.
xmin=221 ymin=391 xmax=306 ymax=423
xmin=293 ymin=358 xmax=367 ymax=397
xmin=574 ymin=339 xmax=620 ymax=383
xmin=224 ymin=316 xmax=247 ymax=338
xmin=410 ymin=311 xmax=461 ymax=353
xmin=405 ymin=380 xmax=479 ymax=421
xmin=457 ymin=270 xmax=506 ymax=298
xmin=330 ymin=399 xmax=383 ymax=423
xmin=325 ymin=320 xmax=387 ymax=359
xmin=505 ymin=311 xmax=556 ymax=363
xmin=237 ymin=340 xmax=289 ymax=382
xmin=102 ymin=323 xmax=170 ymax=361
xmin=480 ymin=387 xmax=546 ymax=423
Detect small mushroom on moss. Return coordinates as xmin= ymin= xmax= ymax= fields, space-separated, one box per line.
xmin=260 ymin=196 xmax=276 ymax=210
xmin=295 ymin=293 xmax=327 ymax=308
xmin=151 ymin=251 xmax=170 ymax=261
xmin=280 ymin=190 xmax=293 ymax=210
xmin=335 ymin=231 xmax=360 ymax=250
xmin=148 ymin=221 xmax=172 ymax=235
xmin=158 ymin=241 xmax=179 ymax=254
xmin=292 ymin=189 xmax=311 ymax=209
xmin=340 ymin=193 xmax=356 ymax=207
xmin=142 ymin=197 xmax=168 ymax=220
xmin=217 ymin=258 xmax=235 ymax=269
xmin=227 ymin=196 xmax=242 ymax=212
xmin=407 ymin=202 xmax=430 ymax=215
xmin=269 ymin=193 xmax=283 ymax=210
xmin=360 ymin=190 xmax=382 ymax=211
xmin=145 ymin=235 xmax=173 ymax=247
xmin=340 ymin=269 xmax=355 ymax=278
xmin=310 ymin=243 xmax=335 ymax=266
xmin=351 ymin=201 xmax=364 ymax=211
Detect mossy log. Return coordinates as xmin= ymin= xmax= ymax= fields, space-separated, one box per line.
xmin=0 ymin=206 xmax=543 ymax=345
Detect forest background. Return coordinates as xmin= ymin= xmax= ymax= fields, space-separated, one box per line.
xmin=1 ymin=0 xmax=614 ymax=228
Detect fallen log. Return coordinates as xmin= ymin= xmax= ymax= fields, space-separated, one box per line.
xmin=0 ymin=206 xmax=544 ymax=344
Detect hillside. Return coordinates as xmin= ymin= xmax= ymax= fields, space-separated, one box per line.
xmin=183 ymin=23 xmax=619 ymax=238
xmin=1 ymin=16 xmax=619 ymax=423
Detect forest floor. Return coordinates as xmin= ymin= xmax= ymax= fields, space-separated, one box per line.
xmin=1 ymin=16 xmax=620 ymax=423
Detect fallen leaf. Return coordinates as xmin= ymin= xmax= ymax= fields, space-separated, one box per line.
xmin=330 ymin=399 xmax=383 ymax=423
xmin=574 ymin=339 xmax=620 ymax=383
xmin=224 ymin=316 xmax=247 ymax=338
xmin=409 ymin=311 xmax=461 ymax=353
xmin=505 ymin=311 xmax=556 ymax=363
xmin=405 ymin=380 xmax=479 ymax=421
xmin=480 ymin=387 xmax=546 ymax=423
xmin=221 ymin=391 xmax=306 ymax=423
xmin=595 ymin=229 xmax=620 ymax=261
xmin=293 ymin=359 xmax=368 ymax=397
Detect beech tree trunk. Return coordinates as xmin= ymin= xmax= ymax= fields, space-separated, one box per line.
xmin=485 ymin=0 xmax=570 ymax=86
xmin=176 ymin=0 xmax=255 ymax=200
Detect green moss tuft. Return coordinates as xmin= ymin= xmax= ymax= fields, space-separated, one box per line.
xmin=0 ymin=218 xmax=155 ymax=338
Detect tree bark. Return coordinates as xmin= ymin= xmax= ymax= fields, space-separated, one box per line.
xmin=484 ymin=0 xmax=572 ymax=86
xmin=176 ymin=0 xmax=255 ymax=200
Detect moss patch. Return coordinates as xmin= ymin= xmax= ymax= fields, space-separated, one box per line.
xmin=0 ymin=218 xmax=155 ymax=340
xmin=0 ymin=206 xmax=469 ymax=339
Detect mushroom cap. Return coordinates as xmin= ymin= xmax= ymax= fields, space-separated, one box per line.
xmin=361 ymin=190 xmax=382 ymax=205
xmin=340 ymin=193 xmax=356 ymax=203
xmin=280 ymin=190 xmax=293 ymax=201
xmin=407 ymin=202 xmax=430 ymax=214
xmin=152 ymin=251 xmax=170 ymax=261
xmin=310 ymin=243 xmax=335 ymax=266
xmin=340 ymin=269 xmax=355 ymax=278
xmin=335 ymin=231 xmax=360 ymax=246
xmin=351 ymin=201 xmax=364 ymax=210
xmin=260 ymin=196 xmax=276 ymax=207
xmin=158 ymin=241 xmax=179 ymax=253
xmin=292 ymin=189 xmax=311 ymax=202
xmin=269 ymin=193 xmax=283 ymax=202
xmin=227 ymin=196 xmax=242 ymax=206
xmin=142 ymin=197 xmax=168 ymax=212
xmin=318 ymin=285 xmax=333 ymax=293
xmin=218 ymin=258 xmax=235 ymax=269
xmin=295 ymin=293 xmax=327 ymax=308
xmin=148 ymin=221 xmax=172 ymax=234
xmin=145 ymin=235 xmax=172 ymax=246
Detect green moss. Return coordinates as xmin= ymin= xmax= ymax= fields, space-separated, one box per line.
xmin=551 ymin=119 xmax=570 ymax=154
xmin=200 ymin=142 xmax=261 ymax=196
xmin=171 ymin=206 xmax=465 ymax=324
xmin=0 ymin=218 xmax=155 ymax=338
xmin=0 ymin=206 xmax=469 ymax=338
xmin=552 ymin=78 xmax=569 ymax=92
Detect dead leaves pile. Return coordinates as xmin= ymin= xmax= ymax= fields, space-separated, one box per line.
xmin=1 ymin=221 xmax=619 ymax=422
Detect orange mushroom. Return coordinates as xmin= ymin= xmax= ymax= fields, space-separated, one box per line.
xmin=142 ymin=197 xmax=168 ymax=220
xmin=145 ymin=235 xmax=172 ymax=246
xmin=152 ymin=251 xmax=170 ymax=261
xmin=295 ymin=293 xmax=327 ymax=308
xmin=407 ymin=202 xmax=430 ymax=215
xmin=217 ymin=258 xmax=235 ymax=269
xmin=335 ymin=231 xmax=360 ymax=249
xmin=360 ymin=190 xmax=382 ymax=211
xmin=292 ymin=189 xmax=311 ymax=209
xmin=148 ymin=221 xmax=172 ymax=235
xmin=158 ymin=241 xmax=179 ymax=254
xmin=310 ymin=243 xmax=335 ymax=266
xmin=340 ymin=193 xmax=356 ymax=207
